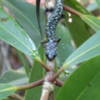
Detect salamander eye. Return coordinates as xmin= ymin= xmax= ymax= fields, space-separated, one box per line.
xmin=45 ymin=8 xmax=54 ymax=12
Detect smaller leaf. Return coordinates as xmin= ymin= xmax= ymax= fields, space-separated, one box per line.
xmin=81 ymin=15 xmax=100 ymax=31
xmin=0 ymin=84 xmax=17 ymax=99
xmin=64 ymin=0 xmax=91 ymax=47
xmin=63 ymin=31 xmax=100 ymax=67
xmin=66 ymin=15 xmax=91 ymax=47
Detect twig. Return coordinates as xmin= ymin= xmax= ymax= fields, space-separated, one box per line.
xmin=9 ymin=93 xmax=23 ymax=100
xmin=55 ymin=79 xmax=64 ymax=86
xmin=17 ymin=79 xmax=43 ymax=90
xmin=40 ymin=60 xmax=55 ymax=100
xmin=36 ymin=57 xmax=51 ymax=71
xmin=49 ymin=67 xmax=65 ymax=83
xmin=63 ymin=5 xmax=81 ymax=16
xmin=16 ymin=79 xmax=63 ymax=90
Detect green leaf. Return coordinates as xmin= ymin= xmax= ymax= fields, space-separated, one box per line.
xmin=63 ymin=31 xmax=100 ymax=66
xmin=66 ymin=15 xmax=91 ymax=47
xmin=0 ymin=70 xmax=28 ymax=85
xmin=81 ymin=15 xmax=100 ymax=31
xmin=3 ymin=0 xmax=45 ymax=46
xmin=64 ymin=0 xmax=89 ymax=14
xmin=56 ymin=24 xmax=74 ymax=66
xmin=65 ymin=0 xmax=100 ymax=32
xmin=24 ymin=60 xmax=43 ymax=100
xmin=0 ymin=84 xmax=16 ymax=99
xmin=0 ymin=8 xmax=38 ymax=57
xmin=64 ymin=0 xmax=91 ymax=47
xmin=56 ymin=56 xmax=100 ymax=100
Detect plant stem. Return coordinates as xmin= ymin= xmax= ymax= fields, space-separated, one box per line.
xmin=63 ymin=5 xmax=81 ymax=16
xmin=40 ymin=0 xmax=56 ymax=100
xmin=36 ymin=57 xmax=51 ymax=71
xmin=41 ymin=61 xmax=55 ymax=100
xmin=15 ymin=78 xmax=63 ymax=92
xmin=49 ymin=67 xmax=65 ymax=82
xmin=56 ymin=79 xmax=64 ymax=86
xmin=17 ymin=79 xmax=43 ymax=90
xmin=49 ymin=64 xmax=69 ymax=83
xmin=9 ymin=93 xmax=23 ymax=100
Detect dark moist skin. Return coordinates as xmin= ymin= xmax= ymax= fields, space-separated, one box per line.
xmin=44 ymin=0 xmax=63 ymax=61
